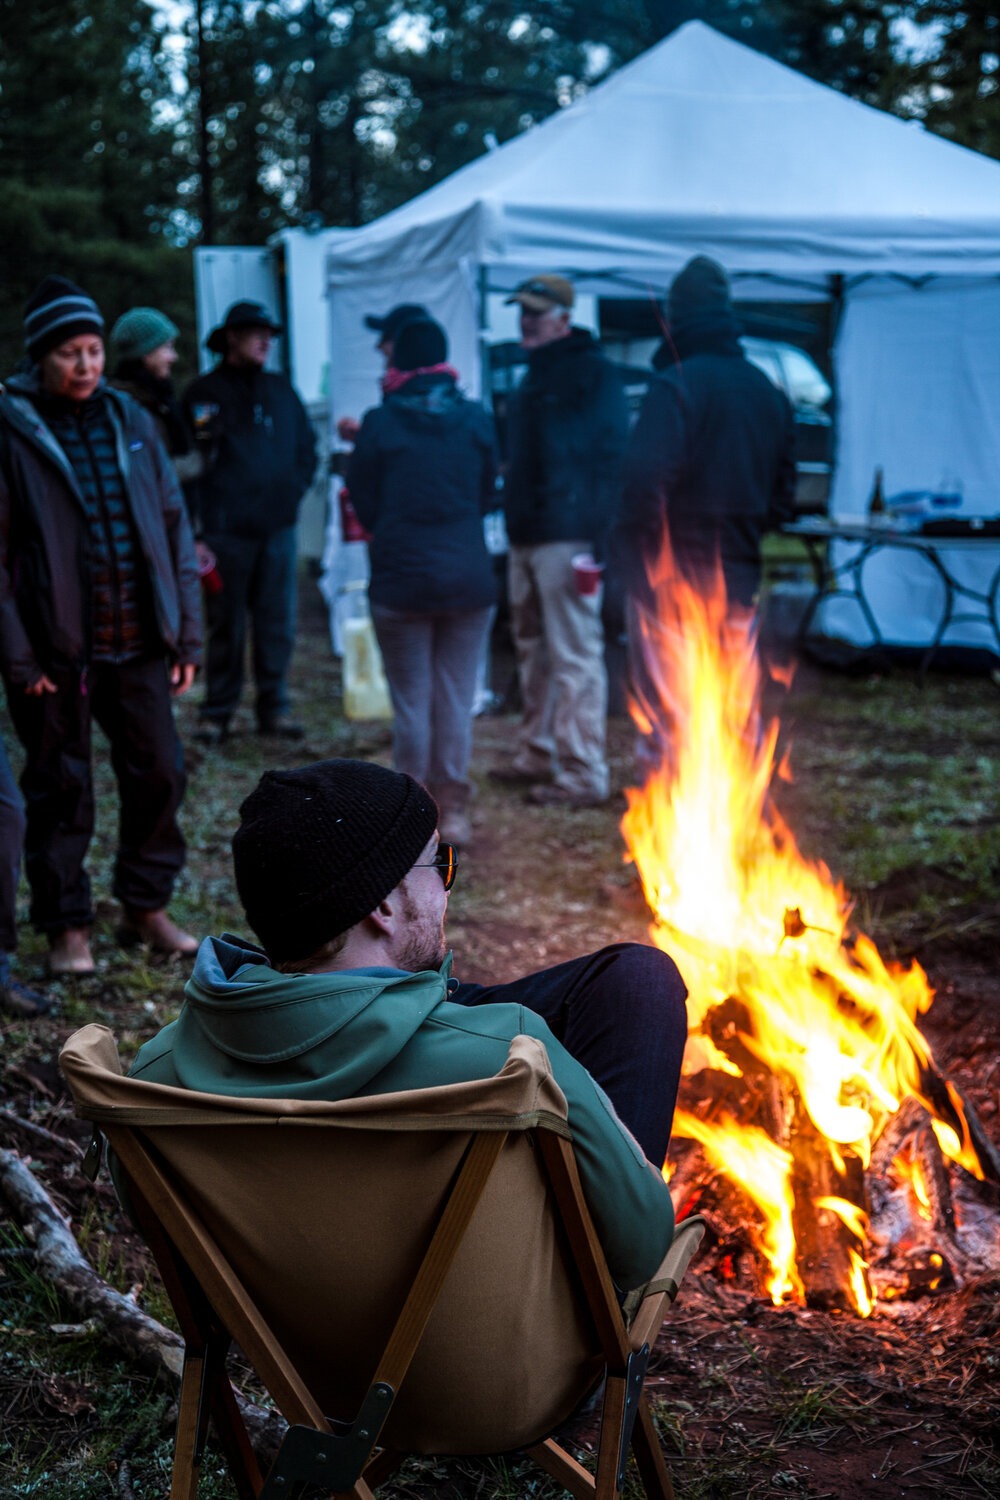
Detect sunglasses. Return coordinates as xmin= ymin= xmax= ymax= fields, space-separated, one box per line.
xmin=411 ymin=842 xmax=458 ymax=891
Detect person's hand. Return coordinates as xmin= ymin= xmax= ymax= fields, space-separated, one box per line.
xmin=337 ymin=415 xmax=361 ymax=444
xmin=171 ymin=662 xmax=197 ymax=697
xmin=194 ymin=540 xmax=214 ymax=572
xmin=25 ymin=674 xmax=57 ymax=696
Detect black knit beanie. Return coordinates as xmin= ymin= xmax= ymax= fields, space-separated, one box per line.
xmin=232 ymin=759 xmax=439 ymax=962
xmin=666 ymin=256 xmax=734 ymax=333
xmin=24 ymin=276 xmax=105 ymax=364
xmin=393 ymin=318 xmax=448 ymax=372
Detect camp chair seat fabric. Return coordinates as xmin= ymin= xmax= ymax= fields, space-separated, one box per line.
xmin=60 ymin=1022 xmax=704 ymax=1498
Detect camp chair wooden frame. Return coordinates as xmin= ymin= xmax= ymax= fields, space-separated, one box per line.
xmin=65 ymin=1031 xmax=704 ymax=1500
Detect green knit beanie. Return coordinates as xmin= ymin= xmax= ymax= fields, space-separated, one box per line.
xmin=110 ymin=307 xmax=179 ymax=360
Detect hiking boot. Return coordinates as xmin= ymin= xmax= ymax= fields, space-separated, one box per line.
xmin=526 ymin=782 xmax=608 ymax=809
xmin=488 ymin=762 xmax=553 ymax=787
xmin=0 ymin=978 xmax=54 ymax=1019
xmin=49 ymin=928 xmax=96 ymax=976
xmin=193 ymin=719 xmax=229 ymax=746
xmin=119 ymin=907 xmax=199 ymax=958
xmin=439 ymin=810 xmax=472 ymax=846
xmin=257 ymin=716 xmax=305 ymax=741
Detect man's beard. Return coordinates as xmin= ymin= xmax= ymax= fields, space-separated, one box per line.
xmin=396 ymin=887 xmax=447 ymax=973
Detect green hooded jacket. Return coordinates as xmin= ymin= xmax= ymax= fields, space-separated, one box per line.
xmin=129 ymin=934 xmax=675 ymax=1290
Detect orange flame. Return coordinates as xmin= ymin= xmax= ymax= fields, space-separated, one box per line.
xmin=892 ymin=1151 xmax=933 ymax=1220
xmin=624 ymin=547 xmax=979 ymax=1312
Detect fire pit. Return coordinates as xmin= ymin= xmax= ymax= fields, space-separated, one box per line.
xmin=623 ymin=554 xmax=1000 ymax=1315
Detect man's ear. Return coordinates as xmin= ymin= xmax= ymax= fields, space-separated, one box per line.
xmin=366 ymin=890 xmax=398 ymax=938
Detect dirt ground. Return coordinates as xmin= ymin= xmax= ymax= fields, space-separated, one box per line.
xmin=2 ymin=587 xmax=998 ymax=1498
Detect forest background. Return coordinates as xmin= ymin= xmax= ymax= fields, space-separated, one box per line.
xmin=0 ymin=1 xmax=997 ymax=377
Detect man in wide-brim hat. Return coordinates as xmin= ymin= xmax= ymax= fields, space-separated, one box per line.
xmin=204 ymin=300 xmax=283 ymax=356
xmin=184 ymin=300 xmax=316 ymax=745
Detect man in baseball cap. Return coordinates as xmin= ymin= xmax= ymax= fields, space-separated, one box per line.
xmin=504 ymin=274 xmax=575 ymax=315
xmin=492 ymin=272 xmax=629 ymax=807
xmin=126 ymin=756 xmax=688 ymax=1292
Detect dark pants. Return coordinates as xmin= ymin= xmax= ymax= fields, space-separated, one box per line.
xmin=454 ymin=942 xmax=688 ymax=1167
xmin=200 ymin=527 xmax=297 ymax=726
xmin=5 ymin=658 xmax=187 ymax=934
xmin=0 ymin=734 xmax=25 ymax=953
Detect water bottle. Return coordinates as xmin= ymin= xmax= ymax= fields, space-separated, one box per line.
xmin=933 ymin=473 xmax=962 ymax=510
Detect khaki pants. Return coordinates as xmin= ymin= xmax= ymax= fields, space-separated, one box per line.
xmin=507 ymin=541 xmax=609 ymax=799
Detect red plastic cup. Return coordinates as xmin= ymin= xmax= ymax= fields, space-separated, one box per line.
xmin=197 ymin=545 xmax=223 ymax=595
xmin=572 ymin=553 xmax=604 ymax=596
xmin=340 ymin=488 xmax=371 ymax=544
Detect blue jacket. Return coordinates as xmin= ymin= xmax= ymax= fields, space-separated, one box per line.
xmin=129 ymin=935 xmax=676 ymax=1290
xmin=348 ymin=373 xmax=499 ymax=614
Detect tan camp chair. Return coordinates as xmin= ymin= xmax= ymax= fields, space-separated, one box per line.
xmin=61 ymin=1023 xmax=704 ymax=1500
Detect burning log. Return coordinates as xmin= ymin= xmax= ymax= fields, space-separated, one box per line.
xmin=788 ymin=1097 xmax=870 ymax=1313
xmin=917 ymin=1064 xmax=1000 ymax=1188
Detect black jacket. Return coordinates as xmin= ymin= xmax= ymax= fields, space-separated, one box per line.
xmin=184 ymin=362 xmax=317 ymax=539
xmin=0 ymin=375 xmax=201 ymax=685
xmin=619 ymin=349 xmax=796 ymax=607
xmin=111 ymin=363 xmax=202 ymax=486
xmin=348 ymin=373 xmax=498 ymax=614
xmin=503 ymin=328 xmax=629 ymax=558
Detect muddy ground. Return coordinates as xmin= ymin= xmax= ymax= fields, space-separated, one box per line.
xmin=2 ymin=585 xmax=998 ymax=1498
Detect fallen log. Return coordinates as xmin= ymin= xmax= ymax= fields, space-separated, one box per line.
xmin=0 ymin=1148 xmax=286 ymax=1462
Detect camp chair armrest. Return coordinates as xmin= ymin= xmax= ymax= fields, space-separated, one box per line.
xmin=625 ymin=1215 xmax=706 ymax=1351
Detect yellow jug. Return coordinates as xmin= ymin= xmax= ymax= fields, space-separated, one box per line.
xmin=342 ymin=613 xmax=393 ymax=721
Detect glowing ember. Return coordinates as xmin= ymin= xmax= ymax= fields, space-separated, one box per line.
xmin=624 ymin=547 xmax=981 ymax=1314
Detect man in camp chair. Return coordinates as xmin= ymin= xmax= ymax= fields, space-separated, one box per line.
xmin=129 ymin=757 xmax=687 ymax=1290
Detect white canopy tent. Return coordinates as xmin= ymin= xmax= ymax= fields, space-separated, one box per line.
xmin=325 ymin=20 xmax=1000 ymax=654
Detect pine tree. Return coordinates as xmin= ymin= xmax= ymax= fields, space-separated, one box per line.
xmin=0 ymin=0 xmax=190 ymax=375
xmin=911 ymin=1 xmax=1000 ymax=158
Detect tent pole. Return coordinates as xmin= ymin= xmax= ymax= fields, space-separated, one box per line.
xmin=477 ymin=264 xmax=493 ymax=411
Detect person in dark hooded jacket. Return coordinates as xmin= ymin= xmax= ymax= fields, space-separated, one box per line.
xmin=347 ymin=319 xmax=498 ymax=846
xmin=616 ymin=257 xmax=796 ymax=771
xmin=619 ymin=256 xmax=796 ymax=610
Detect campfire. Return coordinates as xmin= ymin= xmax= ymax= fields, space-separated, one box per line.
xmin=622 ymin=551 xmax=999 ymax=1315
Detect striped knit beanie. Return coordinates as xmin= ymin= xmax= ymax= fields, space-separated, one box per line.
xmin=24 ymin=276 xmax=105 ymax=364
xmin=232 ymin=759 xmax=439 ymax=961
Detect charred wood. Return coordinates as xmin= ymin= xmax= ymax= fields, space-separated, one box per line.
xmin=788 ymin=1098 xmax=870 ymax=1312
xmin=918 ymin=1065 xmax=1000 ymax=1188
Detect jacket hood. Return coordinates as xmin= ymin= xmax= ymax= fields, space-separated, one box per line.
xmin=170 ymin=933 xmax=452 ymax=1097
xmin=386 ymin=372 xmax=469 ymax=428
xmin=3 ymin=369 xmax=42 ymax=398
